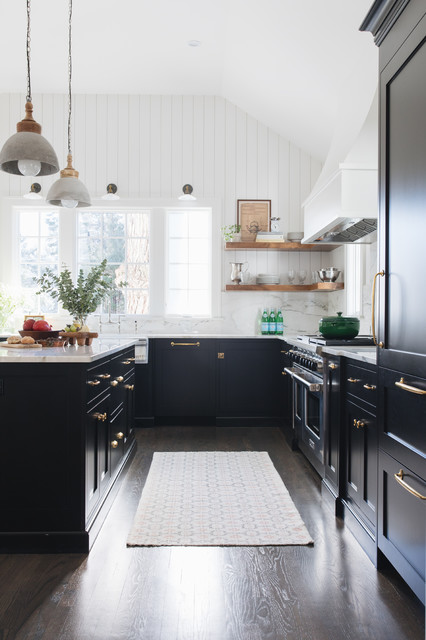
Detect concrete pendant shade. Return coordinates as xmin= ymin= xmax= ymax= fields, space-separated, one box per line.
xmin=46 ymin=154 xmax=91 ymax=207
xmin=0 ymin=102 xmax=59 ymax=176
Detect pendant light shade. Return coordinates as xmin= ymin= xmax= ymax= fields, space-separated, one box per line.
xmin=0 ymin=2 xmax=59 ymax=177
xmin=46 ymin=0 xmax=90 ymax=209
xmin=46 ymin=154 xmax=91 ymax=208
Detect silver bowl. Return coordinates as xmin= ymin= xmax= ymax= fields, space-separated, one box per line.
xmin=317 ymin=268 xmax=341 ymax=282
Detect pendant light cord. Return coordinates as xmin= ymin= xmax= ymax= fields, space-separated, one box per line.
xmin=25 ymin=0 xmax=32 ymax=103
xmin=67 ymin=0 xmax=73 ymax=155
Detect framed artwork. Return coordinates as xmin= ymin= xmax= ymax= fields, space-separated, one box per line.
xmin=24 ymin=314 xmax=45 ymax=321
xmin=237 ymin=200 xmax=271 ymax=239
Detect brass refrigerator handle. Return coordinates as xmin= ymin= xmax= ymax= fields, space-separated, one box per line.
xmin=170 ymin=341 xmax=200 ymax=347
xmin=395 ymin=377 xmax=426 ymax=395
xmin=394 ymin=469 xmax=426 ymax=500
xmin=371 ymin=270 xmax=385 ymax=347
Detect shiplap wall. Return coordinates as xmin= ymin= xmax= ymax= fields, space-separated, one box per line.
xmin=0 ymin=93 xmax=339 ymax=333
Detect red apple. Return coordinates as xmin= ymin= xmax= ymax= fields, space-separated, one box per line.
xmin=32 ymin=320 xmax=52 ymax=331
xmin=23 ymin=318 xmax=35 ymax=330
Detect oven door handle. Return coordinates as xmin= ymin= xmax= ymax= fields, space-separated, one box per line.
xmin=284 ymin=367 xmax=323 ymax=392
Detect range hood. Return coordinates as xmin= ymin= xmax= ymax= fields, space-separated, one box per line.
xmin=302 ymin=87 xmax=378 ymax=245
xmin=302 ymin=164 xmax=378 ymax=244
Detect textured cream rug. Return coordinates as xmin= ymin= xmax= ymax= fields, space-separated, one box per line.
xmin=127 ymin=451 xmax=313 ymax=547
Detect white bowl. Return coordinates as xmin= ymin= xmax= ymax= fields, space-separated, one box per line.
xmin=287 ymin=231 xmax=304 ymax=242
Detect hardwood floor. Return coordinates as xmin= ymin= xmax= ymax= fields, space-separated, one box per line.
xmin=0 ymin=426 xmax=424 ymax=640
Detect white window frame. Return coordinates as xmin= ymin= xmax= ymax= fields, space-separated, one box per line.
xmin=1 ymin=196 xmax=222 ymax=320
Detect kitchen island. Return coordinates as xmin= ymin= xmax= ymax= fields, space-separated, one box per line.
xmin=0 ymin=338 xmax=137 ymax=553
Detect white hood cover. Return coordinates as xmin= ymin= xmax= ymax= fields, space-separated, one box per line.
xmin=303 ymin=87 xmax=378 ymax=244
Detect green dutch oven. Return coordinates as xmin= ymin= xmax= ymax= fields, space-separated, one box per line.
xmin=319 ymin=311 xmax=360 ymax=339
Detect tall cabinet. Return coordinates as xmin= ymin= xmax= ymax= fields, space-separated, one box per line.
xmin=362 ymin=0 xmax=426 ymax=604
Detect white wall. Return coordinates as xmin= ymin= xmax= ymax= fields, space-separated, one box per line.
xmin=0 ymin=93 xmax=347 ymax=335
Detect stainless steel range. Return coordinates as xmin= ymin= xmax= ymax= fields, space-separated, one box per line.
xmin=285 ymin=344 xmax=325 ymax=476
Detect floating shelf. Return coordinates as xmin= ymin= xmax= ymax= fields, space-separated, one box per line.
xmin=225 ymin=283 xmax=344 ymax=292
xmin=225 ymin=241 xmax=337 ymax=251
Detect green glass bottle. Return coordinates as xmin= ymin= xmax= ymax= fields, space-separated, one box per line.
xmin=276 ymin=308 xmax=284 ymax=335
xmin=261 ymin=309 xmax=269 ymax=335
xmin=268 ymin=308 xmax=276 ymax=335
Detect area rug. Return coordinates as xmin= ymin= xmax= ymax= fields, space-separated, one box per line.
xmin=127 ymin=451 xmax=313 ymax=547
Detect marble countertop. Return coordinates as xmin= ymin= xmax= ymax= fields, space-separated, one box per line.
xmin=0 ymin=337 xmax=138 ymax=363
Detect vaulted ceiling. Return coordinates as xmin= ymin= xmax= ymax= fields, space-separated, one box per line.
xmin=0 ymin=0 xmax=377 ymax=161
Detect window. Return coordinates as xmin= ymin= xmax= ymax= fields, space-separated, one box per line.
xmin=77 ymin=210 xmax=150 ymax=315
xmin=18 ymin=209 xmax=60 ymax=313
xmin=165 ymin=209 xmax=212 ymax=316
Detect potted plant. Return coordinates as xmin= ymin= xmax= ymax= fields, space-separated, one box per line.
xmin=221 ymin=224 xmax=241 ymax=242
xmin=36 ymin=259 xmax=126 ymax=329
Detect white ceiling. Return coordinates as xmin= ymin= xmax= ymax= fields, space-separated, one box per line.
xmin=0 ymin=0 xmax=377 ymax=161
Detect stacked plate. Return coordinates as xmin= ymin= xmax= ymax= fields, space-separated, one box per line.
xmin=256 ymin=273 xmax=280 ymax=285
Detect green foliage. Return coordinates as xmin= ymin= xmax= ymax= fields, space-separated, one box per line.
xmin=0 ymin=284 xmax=22 ymax=331
xmin=221 ymin=224 xmax=241 ymax=242
xmin=36 ymin=259 xmax=126 ymax=324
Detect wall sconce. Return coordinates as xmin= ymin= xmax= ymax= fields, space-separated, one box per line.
xmin=178 ymin=184 xmax=196 ymax=201
xmin=102 ymin=183 xmax=120 ymax=200
xmin=24 ymin=183 xmax=42 ymax=200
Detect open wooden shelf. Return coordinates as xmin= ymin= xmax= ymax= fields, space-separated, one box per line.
xmin=225 ymin=241 xmax=337 ymax=251
xmin=225 ymin=282 xmax=344 ymax=292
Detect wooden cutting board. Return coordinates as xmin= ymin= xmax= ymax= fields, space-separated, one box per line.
xmin=0 ymin=342 xmax=43 ymax=348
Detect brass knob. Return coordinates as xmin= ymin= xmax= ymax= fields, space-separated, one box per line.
xmin=356 ymin=420 xmax=365 ymax=429
xmin=99 ymin=373 xmax=111 ymax=379
xmin=116 ymin=376 xmax=124 ymax=382
xmin=110 ymin=380 xmax=119 ymax=387
xmin=328 ymin=363 xmax=338 ymax=370
xmin=116 ymin=432 xmax=124 ymax=440
xmin=124 ymin=384 xmax=134 ymax=391
xmin=111 ymin=440 xmax=119 ymax=449
xmin=88 ymin=379 xmax=100 ymax=386
xmin=353 ymin=418 xmax=357 ymax=427
xmin=281 ymin=371 xmax=287 ymax=376
xmin=94 ymin=412 xmax=107 ymax=422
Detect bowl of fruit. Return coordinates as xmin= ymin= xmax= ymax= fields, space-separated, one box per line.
xmin=59 ymin=322 xmax=98 ymax=346
xmin=19 ymin=318 xmax=60 ymax=340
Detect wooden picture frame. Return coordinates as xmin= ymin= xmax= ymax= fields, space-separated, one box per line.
xmin=237 ymin=200 xmax=271 ymax=239
xmin=24 ymin=314 xmax=45 ymax=321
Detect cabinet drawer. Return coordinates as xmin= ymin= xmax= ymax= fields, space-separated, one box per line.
xmin=346 ymin=363 xmax=377 ymax=406
xmin=379 ymin=368 xmax=426 ymax=476
xmin=86 ymin=359 xmax=111 ymax=403
xmin=378 ymin=449 xmax=425 ymax=604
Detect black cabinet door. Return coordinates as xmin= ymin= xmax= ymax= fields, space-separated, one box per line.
xmin=86 ymin=393 xmax=110 ymax=518
xmin=154 ymin=339 xmax=216 ymax=416
xmin=323 ymin=356 xmax=341 ymax=494
xmin=217 ymin=339 xmax=284 ymax=417
xmin=345 ymin=399 xmax=377 ymax=531
xmin=378 ymin=449 xmax=425 ymax=604
xmin=378 ymin=12 xmax=426 ymax=376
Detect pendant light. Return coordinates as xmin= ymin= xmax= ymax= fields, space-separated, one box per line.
xmin=46 ymin=0 xmax=90 ymax=208
xmin=0 ymin=0 xmax=59 ymax=176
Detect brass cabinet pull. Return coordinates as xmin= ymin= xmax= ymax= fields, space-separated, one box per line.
xmin=94 ymin=412 xmax=107 ymax=422
xmin=111 ymin=440 xmax=119 ymax=449
xmin=347 ymin=377 xmax=361 ymax=383
xmin=110 ymin=380 xmax=119 ymax=387
xmin=98 ymin=373 xmax=111 ymax=380
xmin=87 ymin=379 xmax=100 ymax=386
xmin=281 ymin=371 xmax=287 ymax=376
xmin=329 ymin=363 xmax=338 ymax=370
xmin=124 ymin=384 xmax=134 ymax=391
xmin=371 ymin=270 xmax=385 ymax=347
xmin=218 ymin=352 xmax=225 ymax=359
xmin=363 ymin=383 xmax=376 ymax=390
xmin=356 ymin=420 xmax=365 ymax=429
xmin=116 ymin=376 xmax=124 ymax=383
xmin=170 ymin=341 xmax=200 ymax=347
xmin=116 ymin=432 xmax=124 ymax=440
xmin=280 ymin=350 xmax=289 ymax=355
xmin=122 ymin=360 xmax=131 ymax=365
xmin=128 ymin=357 xmax=135 ymax=361
xmin=394 ymin=469 xmax=426 ymax=500
xmin=353 ymin=418 xmax=357 ymax=427
xmin=395 ymin=377 xmax=426 ymax=395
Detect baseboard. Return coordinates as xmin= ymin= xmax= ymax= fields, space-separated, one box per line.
xmin=215 ymin=416 xmax=284 ymax=427
xmin=0 ymin=531 xmax=89 ymax=554
xmin=135 ymin=416 xmax=155 ymax=427
xmin=321 ymin=479 xmax=343 ymax=517
xmin=341 ymin=499 xmax=377 ymax=566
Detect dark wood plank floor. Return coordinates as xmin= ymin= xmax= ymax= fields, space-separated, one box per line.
xmin=0 ymin=426 xmax=424 ymax=640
